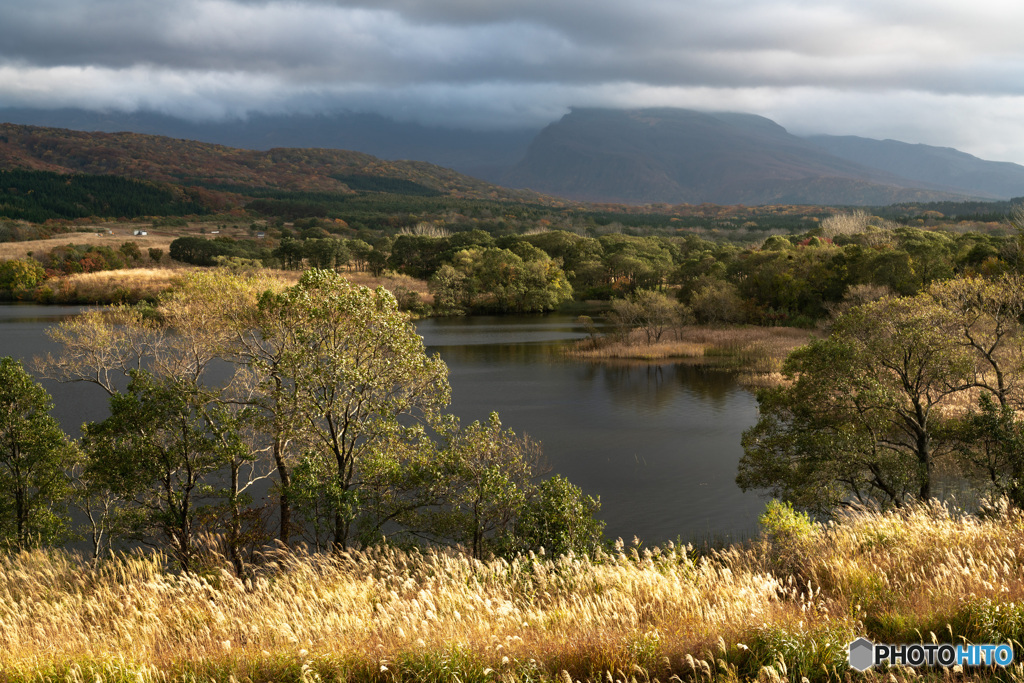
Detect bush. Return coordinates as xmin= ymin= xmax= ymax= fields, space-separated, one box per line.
xmin=511 ymin=475 xmax=605 ymax=556
xmin=758 ymin=499 xmax=818 ymax=578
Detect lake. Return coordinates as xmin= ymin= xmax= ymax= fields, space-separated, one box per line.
xmin=0 ymin=305 xmax=768 ymax=543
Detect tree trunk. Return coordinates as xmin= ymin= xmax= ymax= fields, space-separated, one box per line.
xmin=273 ymin=439 xmax=291 ymax=545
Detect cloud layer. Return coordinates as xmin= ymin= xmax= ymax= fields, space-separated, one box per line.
xmin=4 ymin=0 xmax=1024 ymax=162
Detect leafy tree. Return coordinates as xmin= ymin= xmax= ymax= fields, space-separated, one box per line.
xmin=273 ymin=237 xmax=305 ymax=270
xmin=928 ymin=275 xmax=1024 ymax=408
xmin=119 ymin=241 xmax=142 ymax=262
xmin=947 ymin=394 xmax=1024 ymax=506
xmin=738 ymin=294 xmax=975 ymax=511
xmin=40 ymin=269 xmax=603 ymax=562
xmin=346 ymin=239 xmax=374 ymax=271
xmin=258 ymin=269 xmax=450 ymax=549
xmin=512 ymin=474 xmax=604 ymax=556
xmin=82 ymin=371 xmax=241 ymax=572
xmin=0 ymin=357 xmax=78 ymax=550
xmin=429 ymin=413 xmax=543 ymax=559
xmin=454 ymin=247 xmax=573 ymax=313
xmin=303 ymin=238 xmax=348 ymax=270
xmin=688 ymin=277 xmax=745 ymax=324
xmin=40 ymin=276 xmax=279 ymax=566
xmin=0 ymin=258 xmax=46 ymax=293
xmin=429 ymin=264 xmax=469 ymax=315
xmin=632 ymin=289 xmax=688 ymax=343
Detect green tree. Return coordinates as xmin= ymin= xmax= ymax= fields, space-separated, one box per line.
xmin=738 ymin=294 xmax=976 ymax=511
xmin=40 ymin=275 xmax=280 ymax=566
xmin=431 ymin=413 xmax=543 ymax=559
xmin=119 ymin=241 xmax=142 ymax=262
xmin=82 ymin=371 xmax=242 ymax=572
xmin=0 ymin=357 xmax=78 ymax=550
xmin=455 ymin=247 xmax=573 ymax=313
xmin=929 ymin=275 xmax=1024 ymax=408
xmin=947 ymin=394 xmax=1024 ymax=506
xmin=259 ymin=269 xmax=450 ymax=549
xmin=273 ymin=237 xmax=305 ymax=270
xmin=689 ymin=277 xmax=745 ymax=324
xmin=429 ymin=264 xmax=469 ymax=315
xmin=0 ymin=258 xmax=46 ymax=293
xmin=513 ymin=475 xmax=604 ymax=556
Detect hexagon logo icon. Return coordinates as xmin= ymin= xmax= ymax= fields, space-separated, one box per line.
xmin=848 ymin=637 xmax=875 ymax=672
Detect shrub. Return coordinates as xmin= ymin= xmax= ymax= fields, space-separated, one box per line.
xmin=511 ymin=475 xmax=605 ymax=556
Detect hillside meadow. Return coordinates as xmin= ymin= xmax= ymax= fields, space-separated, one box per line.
xmin=3 ymin=503 xmax=1024 ymax=682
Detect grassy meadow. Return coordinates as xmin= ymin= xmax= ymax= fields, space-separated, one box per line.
xmin=3 ymin=503 xmax=1024 ymax=682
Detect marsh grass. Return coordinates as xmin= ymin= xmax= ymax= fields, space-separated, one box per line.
xmin=5 ymin=504 xmax=1024 ymax=682
xmin=567 ymin=326 xmax=815 ymax=387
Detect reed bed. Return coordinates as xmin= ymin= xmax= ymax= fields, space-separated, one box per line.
xmin=567 ymin=326 xmax=816 ymax=386
xmin=4 ymin=504 xmax=1024 ymax=682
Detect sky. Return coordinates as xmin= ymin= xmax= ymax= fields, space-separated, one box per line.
xmin=4 ymin=0 xmax=1024 ymax=162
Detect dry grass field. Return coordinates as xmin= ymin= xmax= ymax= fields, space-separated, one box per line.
xmin=1 ymin=503 xmax=1022 ymax=682
xmin=0 ymin=228 xmax=180 ymax=260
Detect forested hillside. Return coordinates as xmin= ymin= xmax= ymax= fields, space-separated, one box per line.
xmin=0 ymin=169 xmax=206 ymax=222
xmin=0 ymin=123 xmax=551 ymax=204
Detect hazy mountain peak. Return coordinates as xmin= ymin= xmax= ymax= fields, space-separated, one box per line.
xmin=504 ymin=107 xmax=1024 ymax=205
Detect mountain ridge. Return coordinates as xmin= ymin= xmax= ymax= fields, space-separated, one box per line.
xmin=502 ymin=108 xmax=1020 ymax=205
xmin=806 ymin=134 xmax=1024 ymax=200
xmin=3 ymin=106 xmax=1024 ymax=206
xmin=0 ymin=122 xmax=554 ymax=207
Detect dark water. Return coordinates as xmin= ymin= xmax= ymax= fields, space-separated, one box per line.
xmin=0 ymin=306 xmax=768 ymax=543
xmin=416 ymin=316 xmax=766 ymax=542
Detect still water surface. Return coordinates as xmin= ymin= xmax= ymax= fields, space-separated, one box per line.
xmin=0 ymin=305 xmax=768 ymax=543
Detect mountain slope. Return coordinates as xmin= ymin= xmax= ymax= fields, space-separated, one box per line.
xmin=0 ymin=108 xmax=538 ymax=184
xmin=503 ymin=108 xmax=983 ymax=205
xmin=0 ymin=122 xmax=548 ymax=204
xmin=806 ymin=135 xmax=1024 ymax=200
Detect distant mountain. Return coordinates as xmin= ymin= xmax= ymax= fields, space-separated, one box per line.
xmin=805 ymin=135 xmax=1024 ymax=200
xmin=502 ymin=108 xmax=1003 ymax=206
xmin=0 ymin=122 xmax=550 ymax=205
xmin=6 ymin=106 xmax=1024 ymax=207
xmin=0 ymin=108 xmax=538 ymax=184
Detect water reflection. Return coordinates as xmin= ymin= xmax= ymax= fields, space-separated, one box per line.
xmin=0 ymin=303 xmax=92 ymax=324
xmin=579 ymin=362 xmax=739 ymax=412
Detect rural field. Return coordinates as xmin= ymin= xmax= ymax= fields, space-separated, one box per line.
xmin=0 ymin=224 xmax=193 ymax=260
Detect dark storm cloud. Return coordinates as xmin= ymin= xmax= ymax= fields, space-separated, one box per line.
xmin=2 ymin=0 xmax=1024 ymax=160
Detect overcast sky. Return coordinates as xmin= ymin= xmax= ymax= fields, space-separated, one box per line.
xmin=4 ymin=0 xmax=1024 ymax=162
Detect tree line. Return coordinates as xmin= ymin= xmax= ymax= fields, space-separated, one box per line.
xmin=167 ymin=212 xmax=1023 ymax=321
xmin=2 ymin=270 xmax=603 ymax=572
